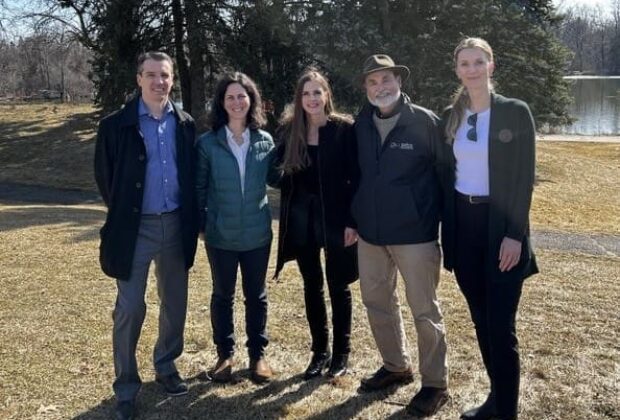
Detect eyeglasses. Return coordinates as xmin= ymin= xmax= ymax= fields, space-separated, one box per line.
xmin=466 ymin=113 xmax=477 ymax=142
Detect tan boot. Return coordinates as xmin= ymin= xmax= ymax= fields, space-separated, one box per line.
xmin=208 ymin=357 xmax=234 ymax=383
xmin=249 ymin=357 xmax=273 ymax=384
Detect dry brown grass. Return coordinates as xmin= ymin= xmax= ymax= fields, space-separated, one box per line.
xmin=533 ymin=142 xmax=620 ymax=235
xmin=0 ymin=103 xmax=98 ymax=191
xmin=0 ymin=105 xmax=619 ymax=419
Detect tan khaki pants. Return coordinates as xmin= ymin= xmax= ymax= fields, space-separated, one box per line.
xmin=358 ymin=237 xmax=448 ymax=388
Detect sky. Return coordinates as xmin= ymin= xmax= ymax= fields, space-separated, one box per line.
xmin=553 ymin=0 xmax=614 ymax=13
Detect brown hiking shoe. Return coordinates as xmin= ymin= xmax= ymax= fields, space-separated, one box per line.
xmin=359 ymin=366 xmax=414 ymax=392
xmin=406 ymin=386 xmax=450 ymax=417
xmin=208 ymin=357 xmax=234 ymax=383
xmin=249 ymin=357 xmax=273 ymax=384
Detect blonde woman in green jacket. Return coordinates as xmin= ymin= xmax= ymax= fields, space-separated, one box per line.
xmin=195 ymin=72 xmax=279 ymax=385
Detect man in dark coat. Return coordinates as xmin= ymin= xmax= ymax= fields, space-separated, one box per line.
xmin=351 ymin=54 xmax=449 ymax=418
xmin=94 ymin=51 xmax=198 ymax=420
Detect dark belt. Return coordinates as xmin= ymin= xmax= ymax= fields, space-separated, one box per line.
xmin=456 ymin=191 xmax=490 ymax=204
xmin=142 ymin=208 xmax=181 ymax=218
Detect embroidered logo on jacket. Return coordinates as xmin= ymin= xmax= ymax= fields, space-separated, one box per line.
xmin=389 ymin=141 xmax=414 ymax=151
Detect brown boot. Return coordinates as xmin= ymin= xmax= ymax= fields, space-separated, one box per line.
xmin=249 ymin=357 xmax=273 ymax=384
xmin=359 ymin=366 xmax=414 ymax=392
xmin=208 ymin=357 xmax=234 ymax=383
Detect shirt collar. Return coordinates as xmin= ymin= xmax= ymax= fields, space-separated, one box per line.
xmin=138 ymin=97 xmax=173 ymax=118
xmin=225 ymin=125 xmax=250 ymax=146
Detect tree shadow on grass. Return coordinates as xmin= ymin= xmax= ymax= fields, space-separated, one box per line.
xmin=70 ymin=372 xmax=420 ymax=419
xmin=0 ymin=204 xmax=104 ymax=242
xmin=71 ymin=372 xmax=324 ymax=419
xmin=0 ymin=110 xmax=99 ymax=191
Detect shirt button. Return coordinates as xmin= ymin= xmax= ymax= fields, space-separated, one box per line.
xmin=163 ymin=160 xmax=166 ymax=164
xmin=138 ymin=155 xmax=145 ymax=161
xmin=133 ymin=207 xmax=139 ymax=213
xmin=136 ymin=182 xmax=142 ymax=188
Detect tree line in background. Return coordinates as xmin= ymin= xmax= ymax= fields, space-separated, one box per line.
xmin=1 ymin=0 xmax=614 ymax=131
xmin=555 ymin=0 xmax=620 ymax=75
xmin=0 ymin=29 xmax=92 ymax=101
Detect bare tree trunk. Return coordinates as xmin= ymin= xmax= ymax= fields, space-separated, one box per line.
xmin=378 ymin=0 xmax=390 ymax=37
xmin=172 ymin=0 xmax=192 ymax=114
xmin=185 ymin=0 xmax=207 ymax=132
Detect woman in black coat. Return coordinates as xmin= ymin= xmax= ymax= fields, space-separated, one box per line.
xmin=274 ymin=69 xmax=359 ymax=380
xmin=439 ymin=38 xmax=538 ymax=420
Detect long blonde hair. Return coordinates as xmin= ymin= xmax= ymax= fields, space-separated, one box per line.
xmin=278 ymin=68 xmax=351 ymax=174
xmin=445 ymin=37 xmax=495 ymax=142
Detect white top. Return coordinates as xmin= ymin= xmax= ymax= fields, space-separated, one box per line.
xmin=453 ymin=108 xmax=490 ymax=196
xmin=225 ymin=126 xmax=251 ymax=195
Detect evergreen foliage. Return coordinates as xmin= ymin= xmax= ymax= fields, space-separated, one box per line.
xmin=54 ymin=0 xmax=575 ymax=127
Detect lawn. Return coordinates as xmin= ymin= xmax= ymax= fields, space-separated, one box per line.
xmin=0 ymin=103 xmax=618 ymax=419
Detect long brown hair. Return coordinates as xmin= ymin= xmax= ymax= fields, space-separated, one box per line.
xmin=445 ymin=37 xmax=495 ymax=142
xmin=278 ymin=69 xmax=352 ymax=174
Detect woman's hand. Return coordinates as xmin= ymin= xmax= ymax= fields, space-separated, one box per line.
xmin=344 ymin=227 xmax=358 ymax=247
xmin=499 ymin=237 xmax=521 ymax=272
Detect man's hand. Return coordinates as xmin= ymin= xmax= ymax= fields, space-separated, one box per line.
xmin=498 ymin=237 xmax=521 ymax=272
xmin=344 ymin=227 xmax=358 ymax=247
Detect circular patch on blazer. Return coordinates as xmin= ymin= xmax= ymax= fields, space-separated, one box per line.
xmin=499 ymin=129 xmax=514 ymax=143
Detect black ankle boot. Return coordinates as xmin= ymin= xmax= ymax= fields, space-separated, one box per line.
xmin=304 ymin=352 xmax=331 ymax=380
xmin=326 ymin=354 xmax=348 ymax=378
xmin=460 ymin=393 xmax=497 ymax=420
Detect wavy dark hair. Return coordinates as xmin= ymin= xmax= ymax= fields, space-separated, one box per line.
xmin=278 ymin=68 xmax=352 ymax=174
xmin=208 ymin=72 xmax=267 ymax=131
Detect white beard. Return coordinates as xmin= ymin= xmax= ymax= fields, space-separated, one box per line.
xmin=367 ymin=90 xmax=401 ymax=109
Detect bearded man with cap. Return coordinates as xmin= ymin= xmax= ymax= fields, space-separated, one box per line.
xmin=351 ymin=54 xmax=449 ymax=417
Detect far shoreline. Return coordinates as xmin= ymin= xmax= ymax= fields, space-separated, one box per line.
xmin=538 ymin=134 xmax=620 ymax=143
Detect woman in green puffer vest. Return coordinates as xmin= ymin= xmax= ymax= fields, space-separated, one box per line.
xmin=195 ymin=72 xmax=280 ymax=385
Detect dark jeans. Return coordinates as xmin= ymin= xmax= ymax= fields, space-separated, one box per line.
xmin=296 ymin=242 xmax=352 ymax=356
xmin=206 ymin=243 xmax=270 ymax=360
xmin=454 ymin=198 xmax=523 ymax=420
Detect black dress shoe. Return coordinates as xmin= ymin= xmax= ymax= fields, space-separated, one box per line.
xmin=303 ymin=352 xmax=331 ymax=380
xmin=359 ymin=366 xmax=414 ymax=392
xmin=156 ymin=372 xmax=188 ymax=396
xmin=114 ymin=399 xmax=135 ymax=420
xmin=406 ymin=386 xmax=450 ymax=417
xmin=461 ymin=394 xmax=498 ymax=420
xmin=326 ymin=354 xmax=348 ymax=378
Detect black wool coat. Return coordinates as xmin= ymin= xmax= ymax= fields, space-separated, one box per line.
xmin=94 ymin=96 xmax=199 ymax=279
xmin=274 ymin=118 xmax=359 ymax=284
xmin=438 ymin=93 xmax=538 ymax=281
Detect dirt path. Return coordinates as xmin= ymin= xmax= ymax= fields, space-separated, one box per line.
xmin=1 ymin=182 xmax=617 ymax=258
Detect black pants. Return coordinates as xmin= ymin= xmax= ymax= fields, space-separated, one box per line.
xmin=454 ymin=198 xmax=523 ymax=420
xmin=296 ymin=242 xmax=352 ymax=356
xmin=206 ymin=243 xmax=270 ymax=361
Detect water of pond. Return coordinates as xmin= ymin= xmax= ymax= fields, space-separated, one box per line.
xmin=559 ymin=76 xmax=620 ymax=135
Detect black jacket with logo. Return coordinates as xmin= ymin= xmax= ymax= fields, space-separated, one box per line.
xmin=351 ymin=94 xmax=443 ymax=245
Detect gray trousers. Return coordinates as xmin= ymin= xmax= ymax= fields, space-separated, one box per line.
xmin=112 ymin=211 xmax=188 ymax=401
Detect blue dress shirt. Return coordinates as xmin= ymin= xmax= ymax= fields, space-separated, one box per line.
xmin=138 ymin=99 xmax=181 ymax=214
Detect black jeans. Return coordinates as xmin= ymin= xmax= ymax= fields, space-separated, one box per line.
xmin=206 ymin=243 xmax=270 ymax=361
xmin=296 ymin=242 xmax=352 ymax=356
xmin=454 ymin=198 xmax=523 ymax=420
